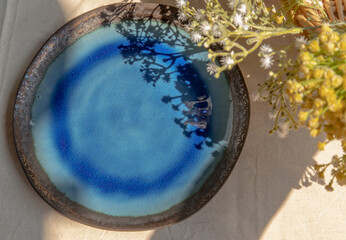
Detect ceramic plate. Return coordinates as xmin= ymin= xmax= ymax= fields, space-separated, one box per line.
xmin=13 ymin=3 xmax=249 ymax=230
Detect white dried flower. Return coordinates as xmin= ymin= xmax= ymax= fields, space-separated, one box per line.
xmin=237 ymin=4 xmax=247 ymax=15
xmin=178 ymin=12 xmax=188 ymax=21
xmin=206 ymin=62 xmax=219 ymax=75
xmin=277 ymin=122 xmax=290 ymax=138
xmin=260 ymin=55 xmax=274 ymax=69
xmin=212 ymin=25 xmax=222 ymax=38
xmin=195 ymin=9 xmax=205 ymax=21
xmin=227 ymin=0 xmax=236 ymax=9
xmin=233 ymin=13 xmax=243 ymax=27
xmin=268 ymin=110 xmax=278 ymax=120
xmin=250 ymin=92 xmax=261 ymax=102
xmin=220 ymin=56 xmax=235 ymax=66
xmin=242 ymin=24 xmax=250 ymax=30
xmin=295 ymin=35 xmax=308 ymax=49
xmin=200 ymin=21 xmax=211 ymax=35
xmin=175 ymin=0 xmax=187 ymax=9
xmin=260 ymin=44 xmax=273 ymax=54
xmin=191 ymin=31 xmax=202 ymax=43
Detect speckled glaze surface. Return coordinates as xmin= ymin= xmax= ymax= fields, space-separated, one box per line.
xmin=13 ymin=3 xmax=250 ymax=230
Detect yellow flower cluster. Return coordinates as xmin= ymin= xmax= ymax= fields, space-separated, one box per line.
xmin=285 ymin=25 xmax=346 ymax=189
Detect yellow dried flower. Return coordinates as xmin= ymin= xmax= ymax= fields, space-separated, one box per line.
xmin=339 ymin=40 xmax=346 ymax=51
xmin=324 ymin=68 xmax=335 ymax=80
xmin=326 ymin=90 xmax=337 ymax=106
xmin=312 ymin=109 xmax=323 ymax=117
xmin=308 ymin=117 xmax=319 ymax=129
xmin=329 ymin=99 xmax=343 ymax=112
xmin=310 ymin=129 xmax=319 ymax=137
xmin=313 ymin=98 xmax=325 ymax=109
xmin=275 ymin=15 xmax=284 ymax=24
xmin=286 ymin=80 xmax=303 ymax=94
xmin=321 ymin=24 xmax=332 ymax=33
xmin=318 ymin=85 xmax=330 ymax=98
xmin=330 ymin=75 xmax=343 ymax=88
xmin=298 ymin=111 xmax=309 ymax=122
xmin=313 ymin=68 xmax=324 ymax=79
xmin=329 ymin=32 xmax=340 ymax=43
xmin=299 ymin=51 xmax=310 ymax=62
xmin=318 ymin=141 xmax=326 ymax=150
xmin=339 ymin=64 xmax=346 ymax=74
xmin=319 ymin=33 xmax=328 ymax=44
xmin=294 ymin=93 xmax=303 ymax=103
xmin=324 ymin=41 xmax=335 ymax=53
xmin=309 ymin=40 xmax=320 ymax=53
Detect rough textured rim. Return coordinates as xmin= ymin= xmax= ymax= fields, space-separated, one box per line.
xmin=13 ymin=3 xmax=250 ymax=230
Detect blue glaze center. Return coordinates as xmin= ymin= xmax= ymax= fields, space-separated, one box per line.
xmin=31 ymin=19 xmax=232 ymax=216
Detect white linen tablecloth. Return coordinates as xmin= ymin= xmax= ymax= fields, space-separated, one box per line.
xmin=0 ymin=0 xmax=345 ymax=239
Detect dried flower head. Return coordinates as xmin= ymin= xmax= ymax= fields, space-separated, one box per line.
xmin=175 ymin=0 xmax=187 ymax=9
xmin=190 ymin=31 xmax=202 ymax=43
xmin=220 ymin=55 xmax=235 ymax=67
xmin=237 ymin=3 xmax=247 ymax=15
xmin=206 ymin=62 xmax=219 ymax=75
xmin=260 ymin=55 xmax=274 ymax=69
xmin=200 ymin=21 xmax=212 ymax=35
xmin=260 ymin=44 xmax=273 ymax=54
xmin=295 ymin=35 xmax=308 ymax=48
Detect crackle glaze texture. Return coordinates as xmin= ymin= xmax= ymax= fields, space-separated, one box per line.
xmin=13 ymin=3 xmax=250 ymax=230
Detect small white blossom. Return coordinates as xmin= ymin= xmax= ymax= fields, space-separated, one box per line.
xmin=30 ymin=120 xmax=35 ymax=126
xmin=191 ymin=31 xmax=202 ymax=43
xmin=250 ymin=92 xmax=261 ymax=102
xmin=277 ymin=122 xmax=290 ymax=138
xmin=242 ymin=24 xmax=250 ymax=30
xmin=200 ymin=21 xmax=211 ymax=35
xmin=260 ymin=44 xmax=273 ymax=54
xmin=212 ymin=25 xmax=222 ymax=38
xmin=227 ymin=0 xmax=236 ymax=9
xmin=268 ymin=110 xmax=278 ymax=120
xmin=295 ymin=35 xmax=308 ymax=48
xmin=237 ymin=4 xmax=247 ymax=15
xmin=175 ymin=0 xmax=187 ymax=8
xmin=260 ymin=55 xmax=274 ymax=69
xmin=233 ymin=13 xmax=243 ymax=27
xmin=220 ymin=56 xmax=235 ymax=66
xmin=178 ymin=12 xmax=188 ymax=21
xmin=195 ymin=9 xmax=205 ymax=21
xmin=206 ymin=62 xmax=219 ymax=75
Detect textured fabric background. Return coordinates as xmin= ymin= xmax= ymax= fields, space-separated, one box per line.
xmin=0 ymin=0 xmax=345 ymax=239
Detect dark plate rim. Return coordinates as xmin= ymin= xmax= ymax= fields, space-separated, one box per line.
xmin=12 ymin=2 xmax=250 ymax=230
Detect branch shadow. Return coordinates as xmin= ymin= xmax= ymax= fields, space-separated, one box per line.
xmin=108 ymin=8 xmax=229 ymax=152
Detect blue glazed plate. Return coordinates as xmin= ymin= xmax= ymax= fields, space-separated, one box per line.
xmin=13 ymin=3 xmax=249 ymax=230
